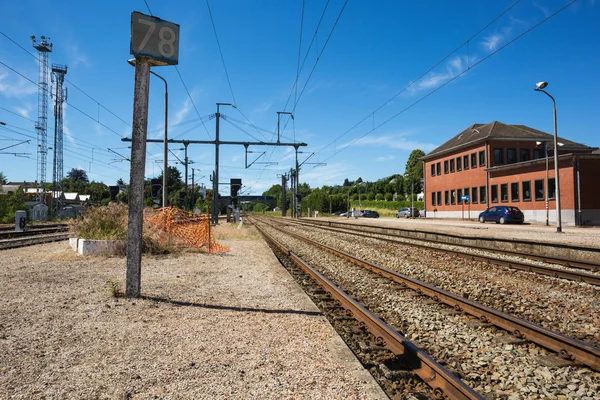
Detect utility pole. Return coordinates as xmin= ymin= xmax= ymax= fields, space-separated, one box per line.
xmin=213 ymin=102 xmax=236 ymax=224
xmin=183 ymin=142 xmax=189 ymax=210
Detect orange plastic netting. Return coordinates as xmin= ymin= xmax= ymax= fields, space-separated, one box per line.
xmin=146 ymin=207 xmax=230 ymax=253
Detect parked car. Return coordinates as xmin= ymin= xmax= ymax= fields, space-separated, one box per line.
xmin=478 ymin=206 xmax=524 ymax=224
xmin=338 ymin=211 xmax=349 ymax=217
xmin=396 ymin=207 xmax=419 ymax=218
xmin=361 ymin=210 xmax=379 ymax=218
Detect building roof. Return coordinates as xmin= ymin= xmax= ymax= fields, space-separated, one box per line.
xmin=422 ymin=121 xmax=594 ymax=161
xmin=0 ymin=184 xmax=21 ymax=193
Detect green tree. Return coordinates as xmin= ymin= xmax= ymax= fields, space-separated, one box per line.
xmin=66 ymin=168 xmax=89 ymax=183
xmin=404 ymin=149 xmax=425 ymax=198
xmin=0 ymin=188 xmax=27 ymax=223
xmin=0 ymin=172 xmax=7 ymax=185
xmin=156 ymin=166 xmax=183 ymax=196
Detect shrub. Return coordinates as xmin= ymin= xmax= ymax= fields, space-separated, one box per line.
xmin=70 ymin=202 xmax=128 ymax=240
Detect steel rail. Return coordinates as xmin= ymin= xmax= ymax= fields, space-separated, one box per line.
xmin=297 ymin=218 xmax=600 ymax=272
xmin=257 ymin=217 xmax=600 ymax=372
xmin=253 ymin=220 xmax=484 ymax=400
xmin=0 ymin=223 xmax=69 ymax=232
xmin=0 ymin=226 xmax=69 ymax=240
xmin=282 ymin=218 xmax=600 ymax=286
xmin=0 ymin=233 xmax=69 ymax=250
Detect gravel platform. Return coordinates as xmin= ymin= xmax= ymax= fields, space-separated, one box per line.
xmin=0 ymin=224 xmax=387 ymax=399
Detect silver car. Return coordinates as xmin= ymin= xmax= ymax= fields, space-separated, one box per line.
xmin=396 ymin=207 xmax=419 ymax=218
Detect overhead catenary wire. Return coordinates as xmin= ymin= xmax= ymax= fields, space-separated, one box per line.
xmin=308 ymin=0 xmax=578 ymax=172
xmin=315 ymin=0 xmax=523 ymax=157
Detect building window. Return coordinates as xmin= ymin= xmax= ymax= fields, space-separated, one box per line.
xmin=464 ymin=188 xmax=470 ymax=203
xmin=479 ymin=150 xmax=486 ymax=166
xmin=451 ymin=190 xmax=456 ymax=205
xmin=457 ymin=188 xmax=463 ymax=204
xmin=522 ymin=181 xmax=531 ymax=201
xmin=436 ymin=162 xmax=441 ymax=175
xmin=507 ymin=148 xmax=517 ymax=164
xmin=520 ymin=149 xmax=531 ymax=162
xmin=471 ymin=153 xmax=477 ymax=168
xmin=463 ymin=155 xmax=469 ymax=170
xmin=432 ymin=192 xmax=436 ymax=206
xmin=471 ymin=187 xmax=478 ymax=203
xmin=548 ymin=178 xmax=556 ymax=199
xmin=480 ymin=186 xmax=487 ymax=203
xmin=444 ymin=160 xmax=449 ymax=174
xmin=457 ymin=157 xmax=462 ymax=171
xmin=437 ymin=191 xmax=442 ymax=207
xmin=501 ymin=184 xmax=508 ymax=202
xmin=450 ymin=159 xmax=455 ymax=172
xmin=491 ymin=185 xmax=498 ymax=203
xmin=493 ymin=148 xmax=504 ymax=165
xmin=431 ymin=164 xmax=435 ymax=177
xmin=511 ymin=182 xmax=519 ymax=202
xmin=445 ymin=190 xmax=449 ymax=205
xmin=534 ymin=148 xmax=545 ymax=160
xmin=534 ymin=179 xmax=544 ymax=201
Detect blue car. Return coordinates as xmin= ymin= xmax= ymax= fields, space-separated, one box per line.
xmin=478 ymin=206 xmax=524 ymax=224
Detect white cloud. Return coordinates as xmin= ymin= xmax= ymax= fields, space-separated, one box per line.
xmin=407 ymin=55 xmax=470 ymax=93
xmin=336 ymin=134 xmax=437 ymax=153
xmin=0 ymin=72 xmax=38 ymax=98
xmin=375 ymin=155 xmax=395 ymax=162
xmin=252 ymin=101 xmax=272 ymax=114
xmin=172 ymin=98 xmax=192 ymax=126
xmin=13 ymin=104 xmax=32 ymax=119
xmin=532 ymin=2 xmax=551 ymax=18
xmin=482 ymin=33 xmax=503 ymax=51
xmin=67 ymin=44 xmax=91 ymax=68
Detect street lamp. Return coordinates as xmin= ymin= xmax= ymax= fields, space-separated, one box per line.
xmin=534 ymin=81 xmax=562 ymax=232
xmin=128 ymin=58 xmax=168 ymax=209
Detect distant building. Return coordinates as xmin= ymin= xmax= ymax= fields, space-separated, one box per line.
xmin=421 ymin=121 xmax=600 ymax=226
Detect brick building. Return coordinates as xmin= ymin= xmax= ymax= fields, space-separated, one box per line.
xmin=421 ymin=121 xmax=600 ymax=226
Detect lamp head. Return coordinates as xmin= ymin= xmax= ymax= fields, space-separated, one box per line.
xmin=536 ymin=141 xmax=542 ymax=145
xmin=127 ymin=58 xmax=136 ymax=67
xmin=535 ymin=81 xmax=548 ymax=90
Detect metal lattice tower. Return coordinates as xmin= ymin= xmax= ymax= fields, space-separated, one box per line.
xmin=51 ymin=64 xmax=67 ymax=216
xmin=31 ymin=35 xmax=53 ymax=203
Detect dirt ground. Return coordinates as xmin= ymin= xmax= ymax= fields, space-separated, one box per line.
xmin=0 ymin=222 xmax=385 ymax=399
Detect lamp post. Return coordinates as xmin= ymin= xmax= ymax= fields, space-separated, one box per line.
xmin=128 ymin=59 xmax=168 ymax=209
xmin=213 ymin=102 xmax=236 ymax=224
xmin=534 ymin=81 xmax=562 ymax=232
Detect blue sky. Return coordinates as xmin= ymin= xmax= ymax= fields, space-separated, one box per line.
xmin=1 ymin=0 xmax=598 ymax=195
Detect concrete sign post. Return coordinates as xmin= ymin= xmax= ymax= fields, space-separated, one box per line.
xmin=126 ymin=59 xmax=151 ymax=298
xmin=126 ymin=11 xmax=179 ymax=298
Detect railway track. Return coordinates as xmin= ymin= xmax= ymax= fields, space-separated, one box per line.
xmin=0 ymin=226 xmax=69 ymax=240
xmin=296 ymin=218 xmax=600 ymax=271
xmin=250 ymin=216 xmax=600 ymax=398
xmin=280 ymin=217 xmax=600 ymax=286
xmin=0 ymin=227 xmax=70 ymax=250
xmin=253 ymin=219 xmax=483 ymax=399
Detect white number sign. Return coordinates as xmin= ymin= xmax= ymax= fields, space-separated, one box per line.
xmin=131 ymin=12 xmax=179 ymax=65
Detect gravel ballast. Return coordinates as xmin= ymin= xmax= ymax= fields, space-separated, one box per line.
xmin=0 ymin=224 xmax=386 ymax=399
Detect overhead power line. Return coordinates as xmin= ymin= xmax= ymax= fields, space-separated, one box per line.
xmin=310 ymin=0 xmax=578 ymax=171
